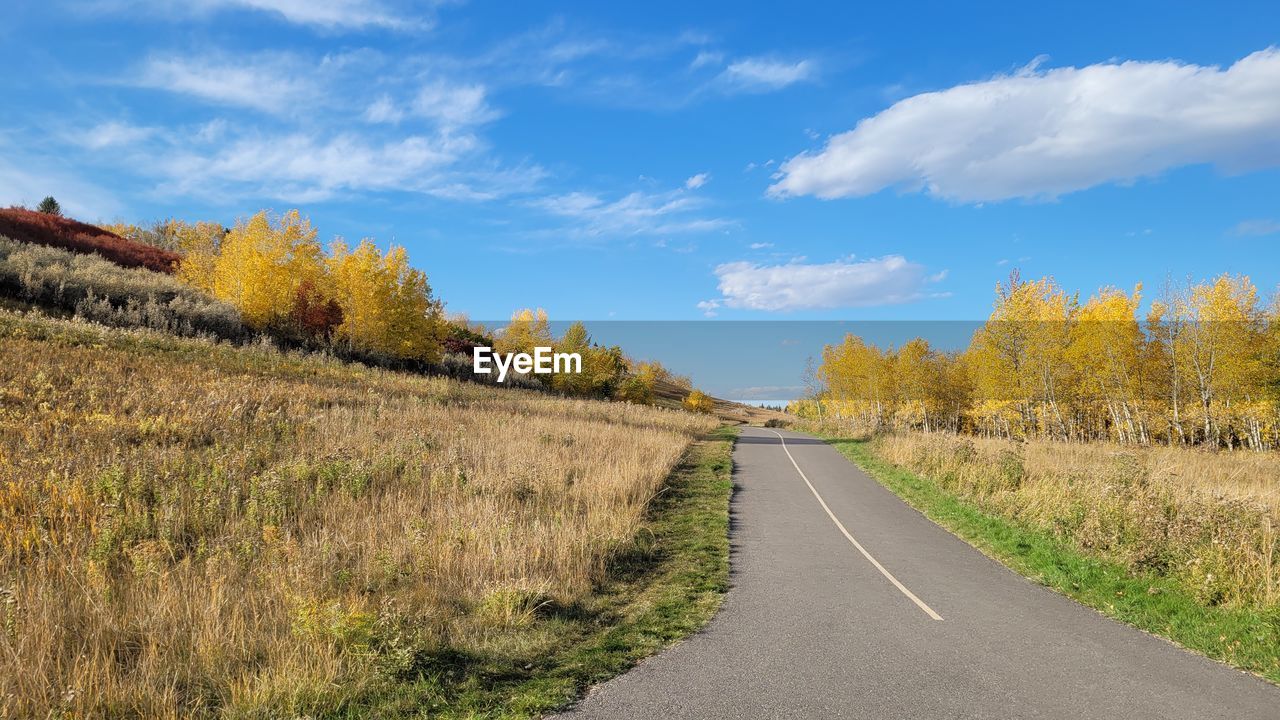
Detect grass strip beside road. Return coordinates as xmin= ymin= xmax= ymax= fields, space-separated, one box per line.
xmin=349 ymin=426 xmax=737 ymax=718
xmin=823 ymin=435 xmax=1280 ymax=686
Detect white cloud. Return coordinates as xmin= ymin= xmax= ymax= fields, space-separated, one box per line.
xmin=727 ymin=385 xmax=807 ymax=400
xmin=748 ymin=242 xmax=774 ymax=249
xmin=215 ymin=0 xmax=414 ymax=28
xmin=707 ymin=255 xmax=941 ymax=311
xmin=691 ymin=51 xmax=723 ymax=69
xmin=684 ymin=172 xmax=710 ymax=189
xmin=531 ymin=185 xmax=730 ymax=238
xmin=364 ymin=95 xmax=404 ymax=123
xmin=114 ymin=0 xmax=420 ymax=30
xmin=719 ymin=57 xmax=814 ymax=92
xmin=153 ymin=130 xmax=540 ymax=202
xmin=411 ymin=80 xmax=497 ymax=128
xmin=135 ymin=54 xmax=318 ymax=113
xmin=770 ymin=48 xmax=1280 ymax=203
xmin=78 ymin=122 xmax=156 ymax=149
xmin=1232 ymin=218 xmax=1280 ymax=237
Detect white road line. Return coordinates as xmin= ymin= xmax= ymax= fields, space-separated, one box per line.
xmin=767 ymin=429 xmax=944 ymax=621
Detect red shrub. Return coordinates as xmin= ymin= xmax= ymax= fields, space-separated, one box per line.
xmin=0 ymin=207 xmax=181 ymax=273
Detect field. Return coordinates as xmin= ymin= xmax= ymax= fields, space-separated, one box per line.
xmin=0 ymin=309 xmax=719 ymax=718
xmin=850 ymin=430 xmax=1280 ymax=609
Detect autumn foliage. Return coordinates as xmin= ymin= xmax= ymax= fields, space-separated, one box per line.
xmin=0 ymin=207 xmax=180 ymax=273
xmin=173 ymin=210 xmax=446 ymax=362
xmin=682 ymin=389 xmax=715 ymax=413
xmin=798 ymin=272 xmax=1280 ymax=450
xmin=2 ymin=207 xmax=696 ymax=403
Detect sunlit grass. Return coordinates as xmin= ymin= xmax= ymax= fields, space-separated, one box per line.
xmin=0 ymin=309 xmax=716 ymax=718
xmin=826 ymin=435 xmax=1280 ymax=684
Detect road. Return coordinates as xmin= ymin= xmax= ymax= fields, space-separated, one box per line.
xmin=555 ymin=426 xmax=1280 ymax=719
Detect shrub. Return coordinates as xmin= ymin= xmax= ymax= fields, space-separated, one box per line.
xmin=615 ymin=375 xmax=655 ymax=405
xmin=682 ymin=389 xmax=716 ymax=414
xmin=0 ymin=235 xmax=248 ymax=341
xmin=0 ymin=207 xmax=180 ymax=272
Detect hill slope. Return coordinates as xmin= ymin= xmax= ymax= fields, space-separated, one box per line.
xmin=0 ymin=309 xmax=723 ymax=718
xmin=0 ymin=207 xmax=180 ymax=272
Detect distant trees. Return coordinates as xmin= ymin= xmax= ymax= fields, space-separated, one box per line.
xmin=797 ymin=272 xmax=1280 ymax=450
xmin=682 ymin=389 xmax=715 ymax=414
xmin=37 ymin=196 xmax=61 ymax=216
xmin=489 ymin=310 xmax=699 ymax=404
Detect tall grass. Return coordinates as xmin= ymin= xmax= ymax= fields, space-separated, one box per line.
xmin=0 ymin=236 xmax=247 ymax=341
xmin=0 ymin=310 xmax=715 ymax=718
xmin=865 ymin=431 xmax=1280 ymax=609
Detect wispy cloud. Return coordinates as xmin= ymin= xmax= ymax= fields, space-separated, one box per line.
xmin=727 ymin=385 xmax=807 ymax=400
xmin=94 ymin=0 xmax=425 ymax=30
xmin=702 ymin=255 xmax=944 ymax=312
xmin=771 ymin=47 xmax=1280 ymax=203
xmin=155 ymin=131 xmax=541 ymax=202
xmin=690 ymin=50 xmax=723 ymax=69
xmin=77 ymin=121 xmax=157 ymax=149
xmin=1231 ymin=218 xmax=1280 ymax=237
xmin=133 ymin=53 xmax=320 ymax=113
xmin=718 ymin=57 xmax=815 ymax=92
xmin=530 ymin=184 xmax=730 ymax=239
xmin=411 ymin=80 xmax=498 ymax=128
xmin=363 ymin=95 xmax=404 ymax=123
xmin=684 ymin=172 xmax=710 ymax=189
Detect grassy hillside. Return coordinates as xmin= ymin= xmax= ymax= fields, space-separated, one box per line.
xmin=0 ymin=208 xmax=180 ymax=273
xmin=0 ymin=309 xmax=723 ymax=718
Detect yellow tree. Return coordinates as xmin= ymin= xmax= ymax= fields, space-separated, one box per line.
xmin=327 ymin=239 xmax=443 ymax=362
xmin=683 ymin=389 xmax=715 ymax=414
xmin=929 ymin=353 xmax=971 ymax=433
xmin=1167 ymin=275 xmax=1265 ymax=446
xmin=1068 ymin=285 xmax=1148 ymax=443
xmin=893 ymin=338 xmax=934 ymax=430
xmin=550 ymin=321 xmax=611 ymax=396
xmin=211 ymin=210 xmax=325 ymax=329
xmin=973 ymin=274 xmax=1077 ymax=439
xmin=498 ymin=308 xmax=553 ymax=355
xmin=173 ymin=220 xmax=228 ymax=292
xmin=819 ymin=333 xmax=893 ymax=428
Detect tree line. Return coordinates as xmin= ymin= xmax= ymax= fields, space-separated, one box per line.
xmin=101 ymin=210 xmax=704 ymax=405
xmin=791 ymin=272 xmax=1280 ymax=450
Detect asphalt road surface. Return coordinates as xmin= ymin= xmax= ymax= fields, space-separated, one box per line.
xmin=555 ymin=426 xmax=1280 ymax=719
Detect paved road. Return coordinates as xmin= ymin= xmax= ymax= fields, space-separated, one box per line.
xmin=555 ymin=426 xmax=1280 ymax=719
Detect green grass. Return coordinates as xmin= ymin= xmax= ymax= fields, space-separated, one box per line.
xmin=336 ymin=426 xmax=737 ymax=718
xmin=824 ymin=436 xmax=1280 ymax=685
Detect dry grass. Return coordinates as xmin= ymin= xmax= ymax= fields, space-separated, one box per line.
xmin=869 ymin=431 xmax=1280 ymax=610
xmin=0 ymin=310 xmax=715 ymax=718
xmin=0 ymin=236 xmax=247 ymax=341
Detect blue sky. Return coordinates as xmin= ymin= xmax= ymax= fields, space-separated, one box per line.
xmin=3 ymin=1 xmax=1279 ymax=397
